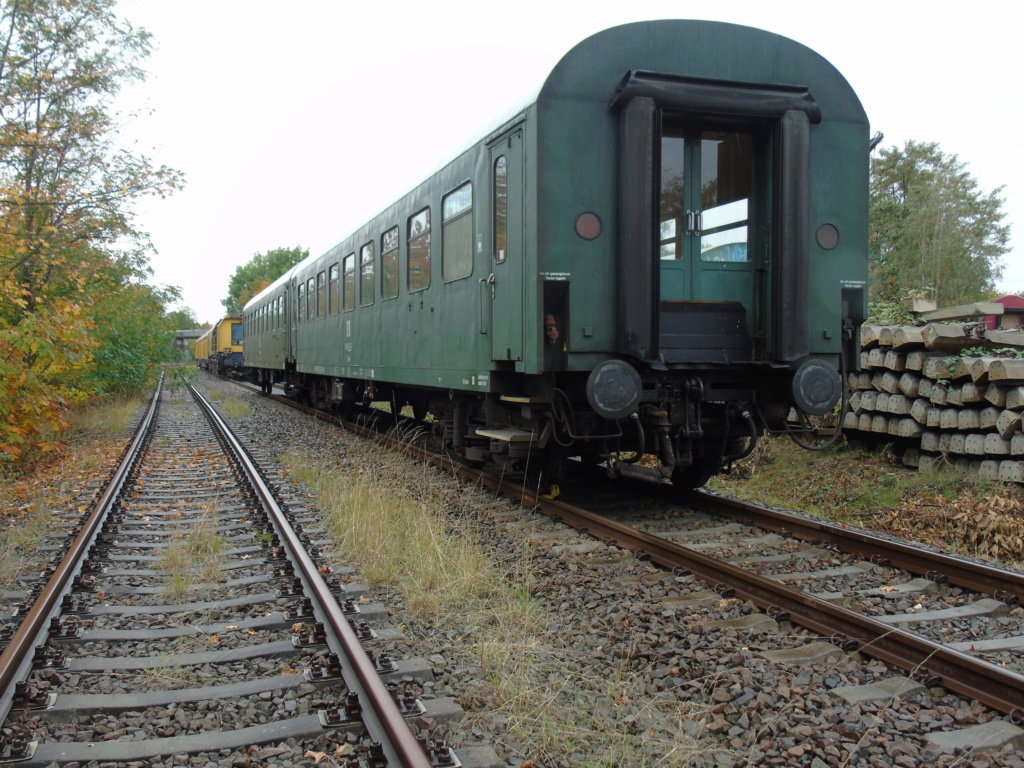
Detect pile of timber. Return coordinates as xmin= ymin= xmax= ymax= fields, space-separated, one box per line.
xmin=845 ymin=317 xmax=1024 ymax=483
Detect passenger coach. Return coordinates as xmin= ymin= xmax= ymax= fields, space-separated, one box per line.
xmin=243 ymin=20 xmax=869 ymax=489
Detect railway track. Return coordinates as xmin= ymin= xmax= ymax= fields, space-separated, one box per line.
xmin=0 ymin=377 xmax=471 ymax=767
xmin=226 ymin=377 xmax=1024 ymax=756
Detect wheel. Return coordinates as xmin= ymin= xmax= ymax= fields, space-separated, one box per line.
xmin=670 ymin=453 xmax=722 ymax=491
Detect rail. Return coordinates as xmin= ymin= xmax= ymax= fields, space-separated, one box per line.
xmin=189 ymin=385 xmax=433 ymax=768
xmin=0 ymin=375 xmax=163 ymax=731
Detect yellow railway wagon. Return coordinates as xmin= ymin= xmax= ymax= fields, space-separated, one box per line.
xmin=194 ymin=328 xmax=213 ymax=370
xmin=208 ymin=314 xmax=244 ymax=376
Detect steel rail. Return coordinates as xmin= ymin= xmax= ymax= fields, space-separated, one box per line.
xmin=515 ymin=487 xmax=1024 ymax=720
xmin=189 ymin=386 xmax=432 ymax=768
xmin=236 ymin=381 xmax=1024 ymax=718
xmin=687 ymin=489 xmax=1024 ymax=603
xmin=0 ymin=375 xmax=163 ymax=727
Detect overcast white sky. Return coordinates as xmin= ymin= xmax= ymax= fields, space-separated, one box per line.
xmin=112 ymin=0 xmax=1023 ymax=325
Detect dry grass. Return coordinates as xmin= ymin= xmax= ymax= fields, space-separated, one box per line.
xmin=65 ymin=398 xmax=144 ymax=443
xmin=281 ymin=450 xmax=496 ymax=617
xmin=154 ymin=503 xmax=226 ymax=597
xmin=218 ymin=397 xmax=250 ymax=419
xmin=281 ymin=446 xmax=716 ymax=766
xmin=709 ymin=436 xmax=1024 ymax=567
xmin=1 ymin=397 xmax=147 ymax=583
xmin=0 ymin=502 xmax=51 ymax=585
xmin=469 ymin=639 xmax=716 ymax=766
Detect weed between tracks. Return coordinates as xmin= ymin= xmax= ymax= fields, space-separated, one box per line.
xmin=281 ymin=447 xmax=713 ymax=766
xmin=154 ymin=503 xmax=226 ymax=596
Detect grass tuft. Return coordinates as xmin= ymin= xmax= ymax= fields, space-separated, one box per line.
xmin=281 ymin=450 xmax=496 ymax=618
xmin=710 ymin=436 xmax=1024 ymax=566
xmin=154 ymin=503 xmax=225 ymax=596
xmin=66 ymin=398 xmax=144 ymax=441
xmin=218 ymin=397 xmax=250 ymax=419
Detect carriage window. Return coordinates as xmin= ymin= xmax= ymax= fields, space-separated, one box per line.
xmin=381 ymin=226 xmax=399 ymax=299
xmin=360 ymin=242 xmax=375 ymax=306
xmin=493 ymin=156 xmax=507 ymax=263
xmin=443 ymin=182 xmax=473 ymax=281
xmin=343 ymin=253 xmax=355 ymax=311
xmin=408 ymin=208 xmax=430 ymax=292
xmin=329 ymin=263 xmax=339 ymax=315
xmin=306 ymin=277 xmax=315 ymax=320
xmin=297 ymin=283 xmax=305 ymax=324
xmin=317 ymin=271 xmax=326 ymax=318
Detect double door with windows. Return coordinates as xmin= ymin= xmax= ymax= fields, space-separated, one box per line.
xmin=657 ymin=121 xmax=762 ymax=361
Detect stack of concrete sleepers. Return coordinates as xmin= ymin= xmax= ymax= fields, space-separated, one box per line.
xmin=844 ymin=323 xmax=1024 ymax=482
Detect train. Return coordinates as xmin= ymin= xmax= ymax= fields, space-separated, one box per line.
xmin=240 ymin=20 xmax=869 ymax=490
xmin=195 ymin=315 xmax=244 ymax=377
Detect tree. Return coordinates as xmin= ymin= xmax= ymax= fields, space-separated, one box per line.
xmin=0 ymin=0 xmax=182 ymax=467
xmin=166 ymin=306 xmax=201 ymax=330
xmin=222 ymin=246 xmax=307 ymax=314
xmin=869 ymin=140 xmax=1010 ymax=307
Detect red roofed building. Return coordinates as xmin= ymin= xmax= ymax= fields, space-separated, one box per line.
xmin=987 ymin=295 xmax=1024 ymax=330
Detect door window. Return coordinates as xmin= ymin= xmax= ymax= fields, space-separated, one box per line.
xmin=659 ymin=128 xmax=752 ymax=265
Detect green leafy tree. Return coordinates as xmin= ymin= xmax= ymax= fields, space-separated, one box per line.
xmin=166 ymin=306 xmax=201 ymax=330
xmin=869 ymin=140 xmax=1010 ymax=307
xmin=0 ymin=0 xmax=183 ymax=467
xmin=85 ymin=282 xmax=182 ymax=396
xmin=222 ymin=246 xmax=307 ymax=314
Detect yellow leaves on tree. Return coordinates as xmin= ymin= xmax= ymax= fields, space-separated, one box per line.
xmin=0 ymin=0 xmax=183 ymax=471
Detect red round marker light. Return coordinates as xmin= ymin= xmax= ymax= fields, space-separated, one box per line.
xmin=574 ymin=212 xmax=602 ymax=240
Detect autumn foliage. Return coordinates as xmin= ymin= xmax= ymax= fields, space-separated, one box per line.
xmin=0 ymin=0 xmax=183 ymax=469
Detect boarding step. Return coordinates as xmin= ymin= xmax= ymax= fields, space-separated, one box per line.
xmin=500 ymin=394 xmax=551 ymax=404
xmin=475 ymin=426 xmax=537 ymax=443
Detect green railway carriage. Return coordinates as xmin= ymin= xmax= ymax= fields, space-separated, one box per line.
xmin=243 ymin=20 xmax=869 ymax=489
